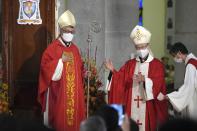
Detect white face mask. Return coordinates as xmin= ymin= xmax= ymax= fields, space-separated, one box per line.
xmin=136 ymin=48 xmax=149 ymax=58
xmin=62 ymin=33 xmax=74 ymax=42
xmin=174 ymin=57 xmax=183 ymax=63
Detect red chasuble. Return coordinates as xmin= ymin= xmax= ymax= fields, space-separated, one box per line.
xmin=109 ymin=58 xmax=168 ymax=131
xmin=38 ymin=39 xmax=86 ymax=131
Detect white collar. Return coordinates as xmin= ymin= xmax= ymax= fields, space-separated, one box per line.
xmin=185 ymin=53 xmax=197 ymax=65
xmin=136 ymin=54 xmax=154 ymax=63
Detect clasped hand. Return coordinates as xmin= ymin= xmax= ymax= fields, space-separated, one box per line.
xmin=133 ymin=72 xmax=145 ymax=83
xmin=62 ymin=53 xmax=72 ymax=62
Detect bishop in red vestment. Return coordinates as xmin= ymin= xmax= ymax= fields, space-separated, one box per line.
xmin=38 ymin=10 xmax=85 ymax=131
xmin=105 ymin=25 xmax=168 ymax=131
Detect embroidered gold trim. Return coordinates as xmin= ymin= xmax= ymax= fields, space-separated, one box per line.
xmin=64 ymin=52 xmax=75 ymax=126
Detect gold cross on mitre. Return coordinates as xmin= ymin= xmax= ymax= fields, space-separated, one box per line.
xmin=136 ymin=28 xmax=143 ymax=40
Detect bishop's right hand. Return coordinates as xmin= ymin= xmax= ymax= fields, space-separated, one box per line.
xmin=104 ymin=59 xmax=114 ymax=71
xmin=62 ymin=52 xmax=72 ymax=62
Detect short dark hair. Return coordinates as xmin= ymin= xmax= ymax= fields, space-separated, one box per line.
xmin=130 ymin=118 xmax=139 ymax=131
xmin=80 ymin=116 xmax=106 ymax=131
xmin=169 ymin=42 xmax=188 ymax=56
xmin=159 ymin=118 xmax=197 ymax=131
xmin=94 ymin=105 xmax=119 ymax=131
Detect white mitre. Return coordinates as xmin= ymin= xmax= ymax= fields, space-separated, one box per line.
xmin=130 ymin=25 xmax=151 ymax=45
xmin=58 ymin=10 xmax=76 ymax=28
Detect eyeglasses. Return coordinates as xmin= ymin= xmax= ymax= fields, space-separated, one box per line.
xmin=61 ymin=27 xmax=76 ymax=34
xmin=135 ymin=44 xmax=148 ymax=50
xmin=61 ymin=29 xmax=75 ymax=34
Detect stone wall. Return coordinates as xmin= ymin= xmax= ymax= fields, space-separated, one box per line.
xmin=57 ymin=0 xmax=138 ymax=85
xmin=174 ymin=0 xmax=197 ymax=88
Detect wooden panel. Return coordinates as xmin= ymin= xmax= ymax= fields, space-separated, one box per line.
xmin=2 ymin=0 xmax=55 ymax=109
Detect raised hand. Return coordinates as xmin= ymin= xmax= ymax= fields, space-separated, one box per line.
xmin=104 ymin=59 xmax=114 ymax=71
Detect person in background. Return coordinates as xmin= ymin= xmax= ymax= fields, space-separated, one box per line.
xmin=80 ymin=116 xmax=107 ymax=131
xmin=121 ymin=114 xmax=139 ymax=131
xmin=158 ymin=118 xmax=197 ymax=131
xmin=164 ymin=42 xmax=197 ymax=120
xmin=94 ymin=105 xmax=121 ymax=131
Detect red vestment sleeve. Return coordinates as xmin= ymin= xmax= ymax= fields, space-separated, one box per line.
xmin=108 ymin=60 xmax=136 ymax=107
xmin=108 ymin=69 xmax=125 ymax=104
xmin=38 ymin=41 xmax=60 ymax=112
xmin=148 ymin=59 xmax=168 ymax=124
